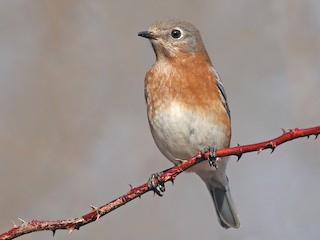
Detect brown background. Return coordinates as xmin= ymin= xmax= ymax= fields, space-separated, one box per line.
xmin=0 ymin=1 xmax=319 ymax=239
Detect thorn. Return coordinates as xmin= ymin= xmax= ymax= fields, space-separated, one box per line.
xmin=171 ymin=177 xmax=175 ymax=186
xmin=94 ymin=209 xmax=101 ymax=221
xmin=67 ymin=228 xmax=74 ymax=237
xmin=90 ymin=205 xmax=101 ymax=221
xmin=168 ymin=174 xmax=175 ymax=185
xmin=281 ymin=128 xmax=287 ymax=134
xmin=128 ymin=184 xmax=141 ymax=198
xmin=266 ymin=142 xmax=276 ymax=153
xmin=270 ymin=147 xmax=275 ymax=154
xmin=90 ymin=205 xmax=98 ymax=211
xmin=11 ymin=220 xmax=17 ymax=228
xmin=315 ymin=133 xmax=319 ymax=140
xmin=95 ymin=212 xmax=101 ymax=221
xmin=307 ymin=135 xmax=310 ymax=139
xmin=52 ymin=229 xmax=56 ymax=237
xmin=66 ymin=221 xmax=82 ymax=237
xmin=129 ymin=184 xmax=136 ymax=194
xmin=236 ymin=153 xmax=242 ymax=162
xmin=18 ymin=218 xmax=27 ymax=224
xmin=257 ymin=148 xmax=263 ymax=154
xmin=196 ymin=150 xmax=203 ymax=159
xmin=235 ymin=144 xmax=243 ymax=161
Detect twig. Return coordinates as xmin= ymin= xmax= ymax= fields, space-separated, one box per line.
xmin=0 ymin=126 xmax=319 ymax=240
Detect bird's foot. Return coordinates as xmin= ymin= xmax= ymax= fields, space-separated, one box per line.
xmin=148 ymin=172 xmax=165 ymax=196
xmin=201 ymin=146 xmax=218 ymax=169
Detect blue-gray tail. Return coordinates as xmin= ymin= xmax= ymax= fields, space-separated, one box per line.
xmin=206 ymin=182 xmax=240 ymax=229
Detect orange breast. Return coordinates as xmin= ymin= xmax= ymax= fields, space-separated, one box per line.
xmin=145 ymin=55 xmax=231 ymax=148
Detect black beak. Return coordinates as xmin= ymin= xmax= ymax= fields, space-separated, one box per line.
xmin=138 ymin=31 xmax=154 ymax=39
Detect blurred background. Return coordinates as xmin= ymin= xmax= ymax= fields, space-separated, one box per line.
xmin=0 ymin=1 xmax=319 ymax=239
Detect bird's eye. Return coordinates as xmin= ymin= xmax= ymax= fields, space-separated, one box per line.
xmin=171 ymin=29 xmax=182 ymax=39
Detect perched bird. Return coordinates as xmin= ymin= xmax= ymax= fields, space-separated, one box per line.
xmin=138 ymin=19 xmax=240 ymax=229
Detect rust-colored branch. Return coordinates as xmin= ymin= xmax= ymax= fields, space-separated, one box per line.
xmin=0 ymin=126 xmax=319 ymax=240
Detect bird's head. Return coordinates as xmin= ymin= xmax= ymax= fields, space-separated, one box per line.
xmin=138 ymin=19 xmax=208 ymax=61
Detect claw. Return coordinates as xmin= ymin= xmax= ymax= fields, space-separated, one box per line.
xmin=148 ymin=173 xmax=165 ymax=197
xmin=201 ymin=146 xmax=217 ymax=168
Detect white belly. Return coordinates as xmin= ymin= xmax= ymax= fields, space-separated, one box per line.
xmin=149 ymin=102 xmax=227 ymax=166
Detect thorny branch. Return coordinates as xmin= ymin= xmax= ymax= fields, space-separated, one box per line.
xmin=0 ymin=126 xmax=319 ymax=240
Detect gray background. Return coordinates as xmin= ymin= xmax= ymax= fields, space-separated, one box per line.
xmin=0 ymin=1 xmax=319 ymax=240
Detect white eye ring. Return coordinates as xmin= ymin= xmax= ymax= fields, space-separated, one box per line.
xmin=171 ymin=28 xmax=183 ymax=39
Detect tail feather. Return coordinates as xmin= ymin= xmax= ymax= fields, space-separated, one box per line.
xmin=206 ymin=182 xmax=240 ymax=228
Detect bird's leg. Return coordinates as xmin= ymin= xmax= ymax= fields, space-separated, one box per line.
xmin=148 ymin=172 xmax=165 ymax=196
xmin=201 ymin=146 xmax=218 ymax=169
xmin=147 ymin=166 xmax=176 ymax=196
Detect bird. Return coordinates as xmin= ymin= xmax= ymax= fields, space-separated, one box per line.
xmin=138 ymin=19 xmax=240 ymax=229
